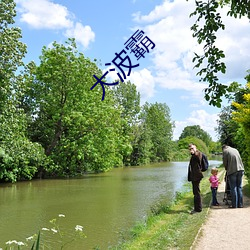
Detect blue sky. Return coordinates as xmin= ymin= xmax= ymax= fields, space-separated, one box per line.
xmin=14 ymin=0 xmax=250 ymax=141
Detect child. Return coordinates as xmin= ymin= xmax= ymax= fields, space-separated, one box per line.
xmin=209 ymin=168 xmax=220 ymax=206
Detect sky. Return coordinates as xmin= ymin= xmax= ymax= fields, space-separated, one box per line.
xmin=13 ymin=0 xmax=250 ymax=141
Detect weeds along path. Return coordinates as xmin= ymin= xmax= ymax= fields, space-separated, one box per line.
xmin=192 ymin=174 xmax=250 ymax=250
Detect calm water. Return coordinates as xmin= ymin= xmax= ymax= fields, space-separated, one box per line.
xmin=0 ymin=160 xmax=221 ymax=249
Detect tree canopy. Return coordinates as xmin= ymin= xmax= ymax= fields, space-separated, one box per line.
xmin=216 ymin=72 xmax=250 ymax=176
xmin=0 ymin=0 xmax=177 ymax=181
xmin=0 ymin=0 xmax=47 ymax=182
xmin=190 ymin=0 xmax=250 ymax=107
xmin=0 ymin=0 xmax=221 ymax=182
xmin=178 ymin=136 xmax=209 ymax=156
xmin=179 ymin=125 xmax=212 ymax=146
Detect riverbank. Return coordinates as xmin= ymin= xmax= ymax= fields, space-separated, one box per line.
xmin=112 ymin=170 xmax=221 ymax=249
xmin=113 ymin=169 xmax=250 ymax=250
xmin=193 ymin=174 xmax=250 ymax=250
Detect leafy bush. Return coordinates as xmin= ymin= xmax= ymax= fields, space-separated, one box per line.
xmin=0 ymin=139 xmax=49 ymax=182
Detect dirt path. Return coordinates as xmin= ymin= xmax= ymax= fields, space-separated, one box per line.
xmin=192 ymin=174 xmax=250 ymax=250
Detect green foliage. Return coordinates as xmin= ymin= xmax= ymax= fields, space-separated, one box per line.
xmin=24 ymin=39 xmax=128 ymax=175
xmin=216 ymin=106 xmax=240 ymax=147
xmin=0 ymin=0 xmax=27 ymax=109
xmin=209 ymin=141 xmax=222 ymax=154
xmin=0 ymin=0 xmax=185 ymax=181
xmin=0 ymin=108 xmax=50 ymax=182
xmin=189 ymin=0 xmax=250 ymax=107
xmin=0 ymin=0 xmax=48 ymax=182
xmin=178 ymin=136 xmax=209 ymax=156
xmin=31 ymin=231 xmax=40 ymax=250
xmin=112 ymin=81 xmax=141 ymax=165
xmin=171 ymin=148 xmax=190 ymax=161
xmin=114 ymin=176 xmax=213 ymax=250
xmin=3 ymin=214 xmax=86 ymax=249
xmin=230 ymin=78 xmax=250 ymax=177
xmin=215 ymin=72 xmax=250 ymax=177
xmin=221 ymin=0 xmax=250 ymax=19
xmin=130 ymin=123 xmax=153 ymax=165
xmin=139 ymin=102 xmax=174 ymax=162
xmin=112 ymin=81 xmax=140 ymax=124
xmin=179 ymin=125 xmax=212 ymax=146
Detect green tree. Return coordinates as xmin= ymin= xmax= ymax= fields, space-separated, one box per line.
xmin=208 ymin=141 xmax=221 ymax=154
xmin=216 ymin=73 xmax=250 ymax=150
xmin=0 ymin=0 xmax=47 ymax=182
xmin=129 ymin=122 xmax=153 ymax=165
xmin=216 ymin=106 xmax=240 ymax=147
xmin=24 ymin=39 xmax=127 ymax=175
xmin=112 ymin=81 xmax=140 ymax=124
xmin=189 ymin=0 xmax=250 ymax=107
xmin=214 ymin=72 xmax=249 ymax=176
xmin=0 ymin=0 xmax=27 ymax=109
xmin=140 ymin=102 xmax=174 ymax=162
xmin=229 ymin=78 xmax=250 ymax=176
xmin=112 ymin=81 xmax=140 ymax=165
xmin=178 ymin=136 xmax=209 ymax=156
xmin=179 ymin=125 xmax=212 ymax=146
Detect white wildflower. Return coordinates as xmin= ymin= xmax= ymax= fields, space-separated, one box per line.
xmin=51 ymin=228 xmax=58 ymax=233
xmin=26 ymin=236 xmax=34 ymax=241
xmin=75 ymin=225 xmax=83 ymax=231
xmin=17 ymin=241 xmax=25 ymax=246
xmin=6 ymin=240 xmax=17 ymax=245
xmin=58 ymin=214 xmax=65 ymax=217
xmin=42 ymin=227 xmax=50 ymax=231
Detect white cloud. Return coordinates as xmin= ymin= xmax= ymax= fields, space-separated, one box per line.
xmin=16 ymin=0 xmax=73 ymax=29
xmin=128 ymin=68 xmax=156 ymax=103
xmin=214 ymin=7 xmax=250 ymax=81
xmin=132 ymin=0 xmax=175 ymax=23
xmin=129 ymin=0 xmax=249 ymax=141
xmin=103 ymin=67 xmax=155 ymax=103
xmin=65 ymin=22 xmax=95 ymax=48
xmin=16 ymin=0 xmax=95 ymax=49
xmin=173 ymin=110 xmax=219 ymax=141
xmin=131 ymin=0 xmax=250 ymax=98
xmin=132 ymin=0 xmax=203 ymax=97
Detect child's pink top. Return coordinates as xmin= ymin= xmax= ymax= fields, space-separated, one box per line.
xmin=209 ymin=175 xmax=219 ymax=188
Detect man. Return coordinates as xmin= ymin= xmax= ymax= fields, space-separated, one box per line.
xmin=188 ymin=143 xmax=204 ymax=214
xmin=222 ymin=144 xmax=244 ymax=208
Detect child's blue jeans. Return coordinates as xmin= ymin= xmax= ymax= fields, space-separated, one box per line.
xmin=211 ymin=187 xmax=218 ymax=205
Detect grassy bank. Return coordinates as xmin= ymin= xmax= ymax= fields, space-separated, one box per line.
xmin=111 ymin=169 xmax=225 ymax=250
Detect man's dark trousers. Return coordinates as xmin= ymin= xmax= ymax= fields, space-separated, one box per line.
xmin=192 ymin=180 xmax=202 ymax=212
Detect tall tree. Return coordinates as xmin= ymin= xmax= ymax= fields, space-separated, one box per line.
xmin=24 ymin=39 xmax=127 ymax=175
xmin=230 ymin=75 xmax=250 ymax=176
xmin=0 ymin=0 xmax=26 ymax=109
xmin=216 ymin=72 xmax=250 ymax=149
xmin=112 ymin=81 xmax=140 ymax=124
xmin=112 ymin=81 xmax=140 ymax=165
xmin=190 ymin=0 xmax=250 ymax=107
xmin=140 ymin=102 xmax=174 ymax=162
xmin=179 ymin=125 xmax=212 ymax=146
xmin=216 ymin=106 xmax=240 ymax=147
xmin=178 ymin=136 xmax=209 ymax=156
xmin=0 ymin=0 xmax=46 ymax=182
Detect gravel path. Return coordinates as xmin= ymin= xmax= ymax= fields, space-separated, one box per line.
xmin=192 ymin=174 xmax=250 ymax=250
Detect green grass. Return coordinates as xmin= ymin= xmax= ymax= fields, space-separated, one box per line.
xmin=111 ymin=171 xmax=225 ymax=250
xmin=243 ymin=177 xmax=250 ymax=197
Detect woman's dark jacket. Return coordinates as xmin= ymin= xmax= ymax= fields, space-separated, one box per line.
xmin=188 ymin=150 xmax=204 ymax=182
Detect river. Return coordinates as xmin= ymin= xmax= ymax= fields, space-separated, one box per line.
xmin=0 ymin=160 xmax=221 ymax=249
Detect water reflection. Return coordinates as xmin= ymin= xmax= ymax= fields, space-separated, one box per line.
xmin=0 ymin=160 xmax=221 ymax=249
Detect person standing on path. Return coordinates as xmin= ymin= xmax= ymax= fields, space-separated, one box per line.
xmin=188 ymin=143 xmax=204 ymax=214
xmin=222 ymin=144 xmax=244 ymax=208
xmin=209 ymin=168 xmax=220 ymax=206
